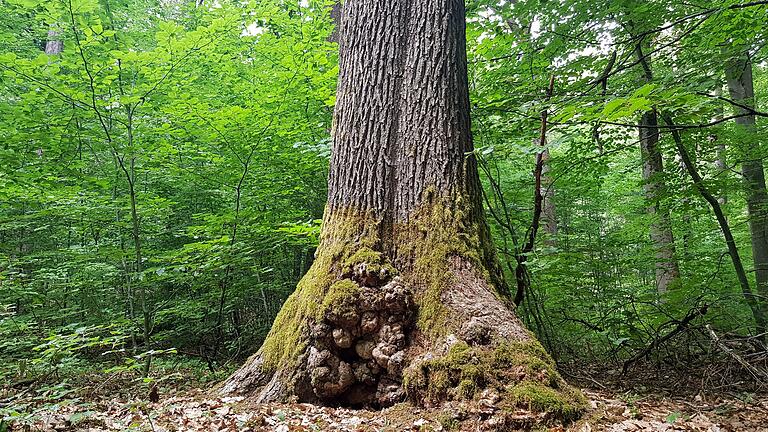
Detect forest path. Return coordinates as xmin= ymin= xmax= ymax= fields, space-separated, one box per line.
xmin=10 ymin=386 xmax=768 ymax=431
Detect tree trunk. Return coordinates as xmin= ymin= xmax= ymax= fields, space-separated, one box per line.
xmin=328 ymin=2 xmax=342 ymax=43
xmin=45 ymin=28 xmax=63 ymax=55
xmin=634 ymin=42 xmax=680 ymax=293
xmin=640 ymin=110 xmax=681 ymax=292
xmin=542 ymin=148 xmax=558 ymax=246
xmin=222 ymin=0 xmax=585 ymax=420
xmin=662 ymin=112 xmax=767 ymax=337
xmin=726 ymin=54 xmax=768 ymax=321
xmin=711 ymin=85 xmax=727 ymax=206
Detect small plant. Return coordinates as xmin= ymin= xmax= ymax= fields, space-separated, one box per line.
xmin=437 ymin=412 xmax=460 ymax=431
xmin=665 ymin=411 xmax=682 ymax=424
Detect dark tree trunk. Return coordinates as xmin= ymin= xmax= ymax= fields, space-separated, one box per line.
xmin=726 ymin=54 xmax=768 ymax=322
xmin=222 ymin=0 xmax=584 ymax=420
xmin=328 ymin=2 xmax=342 ymax=43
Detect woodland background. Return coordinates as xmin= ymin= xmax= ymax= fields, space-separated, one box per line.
xmin=1 ymin=0 xmax=767 ymax=426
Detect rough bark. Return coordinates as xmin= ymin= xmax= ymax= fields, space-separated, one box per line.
xmin=222 ymin=0 xmax=585 ymax=421
xmin=726 ymin=54 xmax=768 ymax=322
xmin=640 ymin=110 xmax=681 ymax=292
xmin=634 ymin=42 xmax=680 ymax=293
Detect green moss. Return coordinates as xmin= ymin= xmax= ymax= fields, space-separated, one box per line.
xmin=428 ymin=369 xmax=452 ymax=400
xmin=493 ymin=341 xmax=560 ymax=387
xmin=436 ymin=412 xmax=460 ymax=431
xmin=405 ymin=341 xmax=487 ymax=403
xmin=405 ymin=340 xmax=587 ymax=421
xmin=258 ymin=210 xmax=382 ymax=371
xmin=399 ymin=190 xmax=505 ymax=337
xmin=320 ymin=279 xmax=361 ymax=320
xmin=460 ymin=364 xmax=483 ymax=382
xmin=258 ymin=257 xmax=335 ymax=371
xmin=493 ymin=340 xmax=552 ymax=366
xmin=508 ymin=382 xmax=588 ymax=421
xmin=456 ymin=379 xmax=477 ymax=399
xmin=343 ymin=246 xmax=398 ymax=279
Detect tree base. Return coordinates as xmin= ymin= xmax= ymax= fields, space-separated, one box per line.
xmin=222 ymin=207 xmax=586 ymax=421
xmin=221 ymin=248 xmax=418 ymax=407
xmin=222 ymin=259 xmax=586 ymax=422
xmin=404 ymin=338 xmax=587 ymax=422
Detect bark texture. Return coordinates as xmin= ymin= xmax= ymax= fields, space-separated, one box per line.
xmin=634 ymin=41 xmax=680 ymax=293
xmin=542 ymin=148 xmax=558 ymax=245
xmin=639 ymin=110 xmax=680 ymax=292
xmin=726 ymin=54 xmax=768 ymax=319
xmin=223 ymin=0 xmax=585 ymax=420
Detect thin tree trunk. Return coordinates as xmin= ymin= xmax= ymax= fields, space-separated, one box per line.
xmin=45 ymin=28 xmax=63 ymax=55
xmin=514 ymin=75 xmax=555 ymax=305
xmin=634 ymin=42 xmax=680 ymax=293
xmin=712 ymin=85 xmax=728 ymax=206
xmin=222 ymin=0 xmax=584 ymax=420
xmin=726 ymin=53 xmax=768 ymax=322
xmin=542 ymin=148 xmax=558 ymax=246
xmin=328 ymin=2 xmax=342 ymax=43
xmin=662 ymin=113 xmax=767 ymax=337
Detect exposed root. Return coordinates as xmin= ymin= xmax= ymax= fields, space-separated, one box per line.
xmin=404 ymin=338 xmax=588 ymax=422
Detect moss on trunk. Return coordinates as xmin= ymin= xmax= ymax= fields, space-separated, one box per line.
xmin=404 ymin=340 xmax=587 ymax=421
xmin=223 ymin=197 xmax=586 ymax=422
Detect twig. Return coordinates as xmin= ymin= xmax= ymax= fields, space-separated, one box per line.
xmin=622 ymin=304 xmax=709 ymax=373
xmin=706 ymin=324 xmax=768 ymax=384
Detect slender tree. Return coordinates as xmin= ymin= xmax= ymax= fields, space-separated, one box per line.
xmin=634 ymin=40 xmax=680 ymax=293
xmin=725 ymin=52 xmax=768 ymax=322
xmin=223 ymin=0 xmax=584 ymax=418
xmin=542 ymin=148 xmax=558 ymax=246
xmin=44 ymin=27 xmax=63 ymax=55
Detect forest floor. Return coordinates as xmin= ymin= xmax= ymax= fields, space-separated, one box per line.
xmin=3 ymin=369 xmax=768 ymax=431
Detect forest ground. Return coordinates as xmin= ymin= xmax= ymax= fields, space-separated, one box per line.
xmin=4 ymin=365 xmax=768 ymax=432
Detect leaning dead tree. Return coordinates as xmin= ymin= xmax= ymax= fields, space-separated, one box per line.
xmin=222 ymin=0 xmax=585 ymax=420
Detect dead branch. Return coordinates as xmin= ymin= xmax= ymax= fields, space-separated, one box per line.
xmin=622 ymin=304 xmax=709 ymax=374
xmin=706 ymin=324 xmax=768 ymax=384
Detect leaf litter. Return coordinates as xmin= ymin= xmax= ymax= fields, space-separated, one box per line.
xmin=4 ymin=387 xmax=768 ymax=431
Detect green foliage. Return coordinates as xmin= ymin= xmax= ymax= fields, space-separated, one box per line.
xmin=1 ymin=0 xmax=335 ymax=383
xmin=1 ymin=0 xmax=767 ymax=415
xmin=467 ymin=0 xmax=768 ymax=368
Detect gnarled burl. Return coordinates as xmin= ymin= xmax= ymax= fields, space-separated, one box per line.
xmin=222 ymin=0 xmax=586 ymax=420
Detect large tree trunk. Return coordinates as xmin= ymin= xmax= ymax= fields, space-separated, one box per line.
xmin=726 ymin=54 xmax=768 ymax=322
xmin=222 ymin=0 xmax=584 ymax=421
